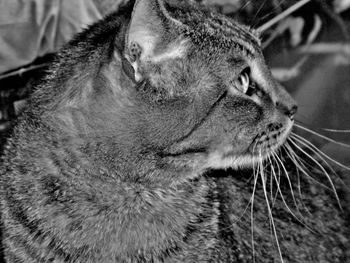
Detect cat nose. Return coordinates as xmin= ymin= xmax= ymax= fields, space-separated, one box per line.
xmin=287 ymin=105 xmax=298 ymax=120
xmin=276 ymin=102 xmax=298 ymax=120
xmin=273 ymin=83 xmax=298 ymax=120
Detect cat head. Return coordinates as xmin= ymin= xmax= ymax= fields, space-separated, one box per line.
xmin=101 ymin=0 xmax=297 ymax=171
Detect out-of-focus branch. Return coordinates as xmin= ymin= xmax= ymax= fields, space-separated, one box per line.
xmin=257 ymin=0 xmax=312 ymax=32
xmin=0 ymin=64 xmax=48 ymax=82
xmin=271 ymin=56 xmax=309 ymax=82
xmin=298 ymin=43 xmax=350 ymax=55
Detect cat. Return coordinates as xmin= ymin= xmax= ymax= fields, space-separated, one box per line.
xmin=0 ymin=0 xmax=349 ymax=262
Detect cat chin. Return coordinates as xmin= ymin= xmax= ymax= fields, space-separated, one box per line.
xmin=205 ymin=152 xmax=267 ymax=170
xmin=205 ymin=122 xmax=294 ymax=170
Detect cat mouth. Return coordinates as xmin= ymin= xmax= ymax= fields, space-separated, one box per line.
xmin=248 ymin=123 xmax=288 ymax=156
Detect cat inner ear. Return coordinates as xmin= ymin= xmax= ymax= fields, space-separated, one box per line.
xmin=125 ymin=0 xmax=188 ymax=82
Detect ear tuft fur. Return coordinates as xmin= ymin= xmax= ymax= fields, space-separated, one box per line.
xmin=124 ymin=0 xmax=188 ymax=82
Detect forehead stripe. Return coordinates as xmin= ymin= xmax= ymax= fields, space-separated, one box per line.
xmin=197 ymin=20 xmax=255 ymax=56
xmin=172 ymin=7 xmax=259 ymax=55
xmin=206 ymin=20 xmax=256 ymax=53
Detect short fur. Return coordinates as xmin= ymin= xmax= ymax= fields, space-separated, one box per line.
xmin=0 ymin=0 xmax=348 ymax=262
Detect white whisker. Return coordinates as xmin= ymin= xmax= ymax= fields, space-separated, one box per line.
xmin=290 ymin=134 xmax=350 ymax=195
xmin=283 ymin=143 xmax=308 ymax=197
xmin=288 ymin=139 xmax=342 ymax=209
xmin=284 ymin=141 xmax=331 ymax=190
xmin=259 ymin=151 xmax=284 ymax=263
xmin=282 ymin=143 xmax=314 ymax=217
xmin=266 ymin=155 xmax=275 ymax=206
xmin=269 ymin=152 xmax=281 ymax=206
xmin=268 ymin=153 xmax=309 ymax=228
xmin=231 ymin=198 xmax=253 ymax=226
xmin=269 ymin=155 xmax=278 ymax=205
xmin=273 ymin=152 xmax=298 ymax=209
xmin=294 ymin=123 xmax=350 ymax=148
xmin=250 ymin=141 xmax=259 ymax=263
xmin=322 ymin=128 xmax=350 ymax=133
xmin=291 ymin=133 xmax=350 ymax=171
xmin=291 ymin=134 xmax=338 ymax=174
xmin=251 ymin=165 xmax=258 ymax=262
xmin=272 ymin=149 xmax=282 ymax=187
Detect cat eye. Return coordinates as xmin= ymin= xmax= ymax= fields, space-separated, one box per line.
xmin=234 ymin=69 xmax=250 ymax=94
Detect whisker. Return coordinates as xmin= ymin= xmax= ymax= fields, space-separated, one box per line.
xmin=252 ymin=0 xmax=268 ymax=25
xmin=291 ymin=133 xmax=350 ymax=171
xmin=294 ymin=123 xmax=350 ymax=148
xmin=269 ymin=151 xmax=282 ymax=206
xmin=266 ymin=154 xmax=275 ymax=206
xmin=286 ymin=139 xmax=315 ymax=170
xmin=283 ymin=142 xmax=309 ymax=194
xmin=249 ymin=140 xmax=260 ymax=263
xmin=285 ymin=139 xmax=322 ymax=174
xmin=273 ymin=152 xmax=299 ymax=209
xmin=272 ymin=148 xmax=282 ymax=184
xmin=282 ymin=143 xmax=314 ymax=216
xmin=288 ymin=139 xmax=342 ymax=209
xmin=322 ymin=128 xmax=350 ymax=133
xmin=290 ymin=134 xmax=350 ymax=194
xmin=263 ymin=153 xmax=278 ymax=253
xmin=237 ymin=0 xmax=252 ymax=14
xmin=231 ymin=198 xmax=253 ymax=225
xmin=250 ymin=148 xmax=259 ymax=263
xmin=259 ymin=152 xmax=284 ymax=263
xmin=269 ymin=154 xmax=278 ymax=206
xmin=258 ymin=0 xmax=291 ymax=31
xmin=291 ymin=134 xmax=339 ymax=173
xmin=268 ymin=152 xmax=310 ymax=228
xmin=285 ymin=140 xmax=332 ymax=190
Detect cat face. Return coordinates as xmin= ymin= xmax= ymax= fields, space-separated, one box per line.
xmin=117 ymin=0 xmax=297 ymax=171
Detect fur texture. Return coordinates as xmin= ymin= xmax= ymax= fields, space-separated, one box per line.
xmin=0 ymin=0 xmax=348 ymax=262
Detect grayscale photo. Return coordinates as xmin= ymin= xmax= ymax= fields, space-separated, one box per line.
xmin=0 ymin=0 xmax=349 ymax=262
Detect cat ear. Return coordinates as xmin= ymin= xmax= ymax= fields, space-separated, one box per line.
xmin=124 ymin=0 xmax=188 ymax=82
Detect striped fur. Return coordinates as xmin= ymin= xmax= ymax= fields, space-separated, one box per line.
xmin=1 ymin=0 xmax=348 ymax=262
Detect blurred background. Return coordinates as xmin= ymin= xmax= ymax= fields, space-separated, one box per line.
xmin=0 ymin=0 xmax=349 ymax=163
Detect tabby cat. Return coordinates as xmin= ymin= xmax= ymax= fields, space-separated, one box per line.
xmin=1 ymin=0 xmax=348 ymax=262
